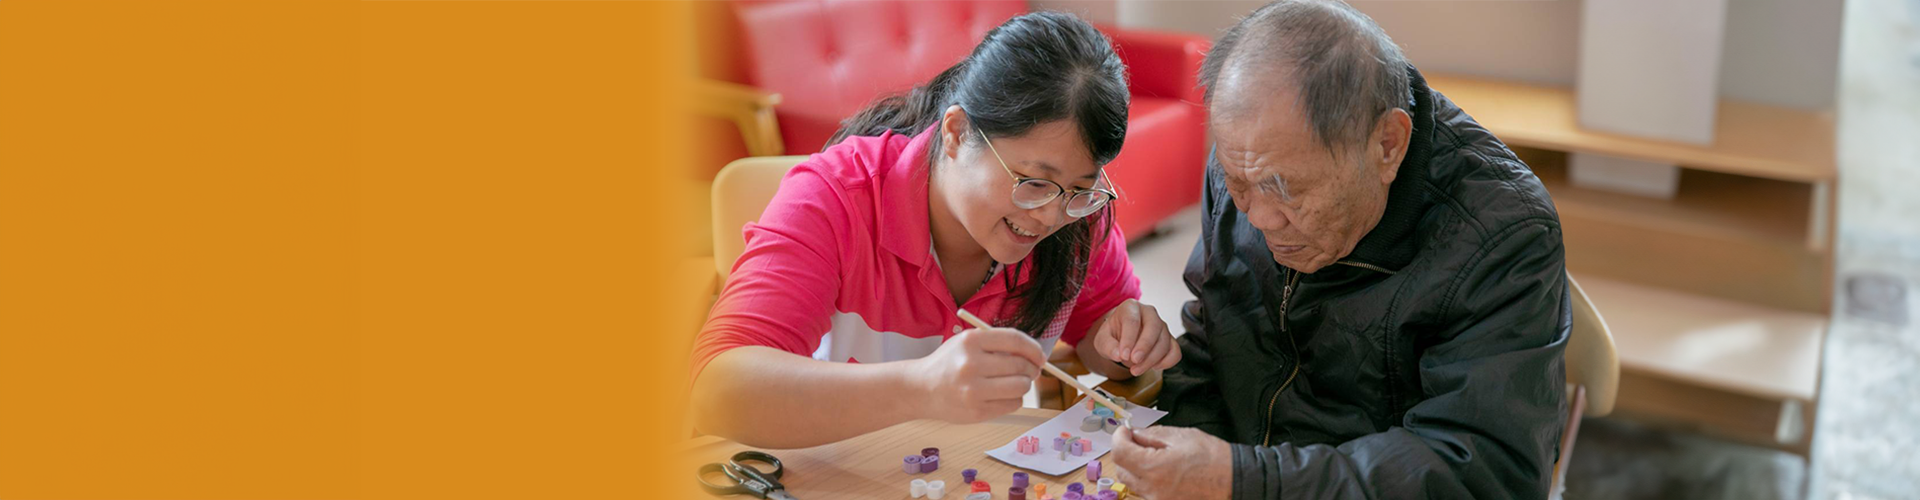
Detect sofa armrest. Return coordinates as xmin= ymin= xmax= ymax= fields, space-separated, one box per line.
xmin=693 ymin=79 xmax=785 ymax=157
xmin=1100 ymin=25 xmax=1211 ymax=104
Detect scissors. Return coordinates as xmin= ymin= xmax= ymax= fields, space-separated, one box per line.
xmin=697 ymin=451 xmax=798 ymax=499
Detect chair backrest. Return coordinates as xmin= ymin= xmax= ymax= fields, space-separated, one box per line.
xmin=711 ymin=0 xmax=1025 ymax=154
xmin=1565 ymin=274 xmax=1619 ymax=416
xmin=711 ymin=156 xmax=807 ymax=283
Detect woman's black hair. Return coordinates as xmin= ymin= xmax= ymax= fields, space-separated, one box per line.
xmin=828 ymin=11 xmax=1130 ymax=337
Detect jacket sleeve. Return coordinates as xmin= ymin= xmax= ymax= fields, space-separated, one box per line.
xmin=1232 ymin=222 xmax=1570 ymax=500
xmin=1154 ymin=164 xmax=1236 ymax=439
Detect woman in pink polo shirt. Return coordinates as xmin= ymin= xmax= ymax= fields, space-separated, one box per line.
xmin=691 ymin=12 xmax=1178 ymax=448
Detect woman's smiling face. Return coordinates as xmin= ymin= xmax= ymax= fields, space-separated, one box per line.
xmin=934 ymin=109 xmax=1102 ymax=265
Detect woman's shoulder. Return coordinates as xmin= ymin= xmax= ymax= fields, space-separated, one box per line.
xmin=761 ymin=131 xmax=923 ymax=245
xmin=791 ymin=130 xmax=919 ymax=191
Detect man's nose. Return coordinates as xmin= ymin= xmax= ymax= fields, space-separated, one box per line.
xmin=1243 ymin=198 xmax=1287 ymax=233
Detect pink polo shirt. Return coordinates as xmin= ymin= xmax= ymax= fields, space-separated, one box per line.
xmin=692 ymin=128 xmax=1142 ymax=379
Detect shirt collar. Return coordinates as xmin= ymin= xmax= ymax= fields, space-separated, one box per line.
xmin=877 ymin=126 xmax=940 ymax=267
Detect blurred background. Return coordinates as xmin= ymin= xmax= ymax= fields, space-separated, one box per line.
xmin=687 ymin=1 xmax=1920 ymax=499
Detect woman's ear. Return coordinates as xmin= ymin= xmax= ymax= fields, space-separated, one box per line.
xmin=939 ymin=105 xmax=967 ymax=161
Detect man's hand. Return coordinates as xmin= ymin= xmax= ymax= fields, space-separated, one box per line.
xmin=1110 ymin=425 xmax=1233 ymax=500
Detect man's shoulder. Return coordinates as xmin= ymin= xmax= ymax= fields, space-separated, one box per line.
xmin=1417 ymin=92 xmax=1562 ymax=249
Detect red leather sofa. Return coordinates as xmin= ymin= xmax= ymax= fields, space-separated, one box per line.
xmin=699 ymin=0 xmax=1211 ymax=242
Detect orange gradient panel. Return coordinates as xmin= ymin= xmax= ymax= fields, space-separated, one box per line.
xmin=1 ymin=1 xmax=699 ymax=498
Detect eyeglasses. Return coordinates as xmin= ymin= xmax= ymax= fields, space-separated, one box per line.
xmin=975 ymin=127 xmax=1117 ymax=218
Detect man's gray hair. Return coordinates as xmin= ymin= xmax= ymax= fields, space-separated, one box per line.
xmin=1200 ymin=0 xmax=1411 ymax=154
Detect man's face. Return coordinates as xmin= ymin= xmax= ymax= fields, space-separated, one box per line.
xmin=1209 ymin=81 xmax=1397 ymax=274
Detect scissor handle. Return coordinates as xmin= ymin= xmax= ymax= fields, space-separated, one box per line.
xmin=696 ymin=452 xmax=785 ymax=497
xmin=729 ymin=451 xmax=784 ymax=479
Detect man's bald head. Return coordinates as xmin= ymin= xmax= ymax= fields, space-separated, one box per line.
xmin=1201 ymin=0 xmax=1411 ymax=155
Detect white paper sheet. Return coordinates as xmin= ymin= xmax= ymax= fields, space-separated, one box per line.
xmin=983 ymin=398 xmax=1167 ymax=476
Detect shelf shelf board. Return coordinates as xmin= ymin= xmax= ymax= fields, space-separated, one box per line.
xmin=1515 ymin=147 xmax=1816 ymax=250
xmin=1575 ymin=273 xmax=1825 ymax=402
xmin=1426 ymin=74 xmax=1837 ymax=184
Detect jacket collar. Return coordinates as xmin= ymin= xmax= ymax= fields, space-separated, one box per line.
xmin=1339 ymin=66 xmax=1438 ymax=273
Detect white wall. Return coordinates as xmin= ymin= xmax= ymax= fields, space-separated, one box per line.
xmin=1719 ymin=0 xmax=1844 ymax=110
xmin=1030 ymin=0 xmax=1119 ymax=25
xmin=1036 ymin=0 xmax=1841 ymax=110
xmin=1110 ymin=0 xmax=1582 ymax=85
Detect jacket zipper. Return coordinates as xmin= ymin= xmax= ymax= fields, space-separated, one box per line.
xmin=1260 ymin=269 xmax=1304 ymax=447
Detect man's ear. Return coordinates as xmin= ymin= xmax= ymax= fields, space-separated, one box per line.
xmin=939 ymin=105 xmax=967 ymax=161
xmin=1371 ymin=108 xmax=1413 ymax=185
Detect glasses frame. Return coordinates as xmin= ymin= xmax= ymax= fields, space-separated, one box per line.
xmin=974 ymin=127 xmax=1117 ymax=219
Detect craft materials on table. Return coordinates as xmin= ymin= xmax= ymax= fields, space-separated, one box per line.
xmin=894 ymin=412 xmax=1153 ymax=500
xmin=983 ymin=396 xmax=1167 ymax=476
xmin=903 ymin=447 xmax=941 ymax=474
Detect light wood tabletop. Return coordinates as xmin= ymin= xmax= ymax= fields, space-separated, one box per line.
xmin=684 ymin=408 xmax=1107 ymax=499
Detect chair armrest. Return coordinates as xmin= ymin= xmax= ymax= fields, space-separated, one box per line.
xmin=1099 ymin=369 xmax=1161 ymax=407
xmin=1050 ymin=339 xmax=1090 ymax=375
xmin=1037 ymin=340 xmax=1162 ymax=409
xmin=1099 ymin=25 xmax=1211 ymax=104
xmin=693 ymin=79 xmax=785 ymax=157
xmin=1039 ymin=340 xmax=1087 ymax=409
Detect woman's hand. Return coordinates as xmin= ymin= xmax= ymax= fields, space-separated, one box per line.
xmin=1091 ymin=299 xmax=1181 ymax=376
xmin=908 ymin=327 xmax=1045 ymax=424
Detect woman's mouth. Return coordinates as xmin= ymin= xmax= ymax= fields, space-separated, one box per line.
xmin=1004 ymin=218 xmax=1040 ymax=243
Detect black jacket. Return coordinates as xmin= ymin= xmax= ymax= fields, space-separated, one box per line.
xmin=1159 ymin=69 xmax=1569 ymax=500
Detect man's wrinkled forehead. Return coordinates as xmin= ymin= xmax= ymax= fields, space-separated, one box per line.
xmin=1216 ymin=150 xmax=1294 ymax=202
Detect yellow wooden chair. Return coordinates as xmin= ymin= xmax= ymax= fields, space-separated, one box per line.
xmin=1552 ymin=274 xmax=1620 ymax=497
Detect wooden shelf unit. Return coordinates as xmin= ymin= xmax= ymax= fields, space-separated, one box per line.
xmin=1517 ymin=148 xmax=1833 ymax=314
xmin=1575 ymin=274 xmax=1825 ymax=403
xmin=1424 ymin=75 xmax=1837 ymax=183
xmin=1425 ymin=74 xmax=1837 ymax=449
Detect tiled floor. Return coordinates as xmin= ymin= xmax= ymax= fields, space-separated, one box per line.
xmin=1123 ymin=205 xmax=1207 ymax=337
xmin=1809 ymin=0 xmax=1920 ymax=498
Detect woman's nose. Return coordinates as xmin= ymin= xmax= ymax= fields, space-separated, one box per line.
xmin=1030 ymin=198 xmax=1070 ymax=228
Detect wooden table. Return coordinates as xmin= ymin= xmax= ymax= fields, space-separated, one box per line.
xmin=684 ymin=408 xmax=1102 ymax=499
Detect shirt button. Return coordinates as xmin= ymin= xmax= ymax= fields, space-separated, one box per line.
xmin=953 ymin=326 xmax=963 ymax=334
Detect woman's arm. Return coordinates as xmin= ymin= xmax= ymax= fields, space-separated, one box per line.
xmin=691 ymin=328 xmax=1046 ymax=449
xmin=690 ymin=347 xmax=925 ymax=448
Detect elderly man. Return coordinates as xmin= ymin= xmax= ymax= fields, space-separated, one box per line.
xmin=1109 ymin=1 xmax=1569 ymax=499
